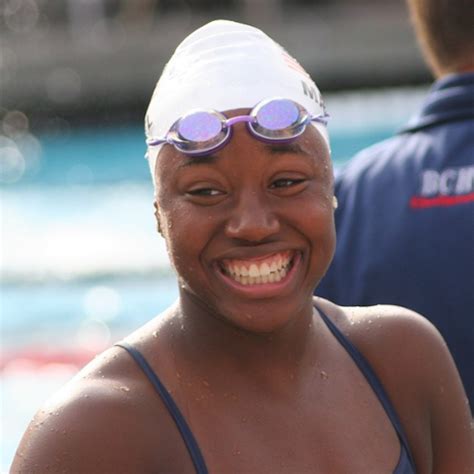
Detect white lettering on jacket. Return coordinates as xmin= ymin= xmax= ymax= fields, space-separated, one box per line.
xmin=420 ymin=165 xmax=474 ymax=197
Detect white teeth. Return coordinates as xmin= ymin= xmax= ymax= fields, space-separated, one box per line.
xmin=260 ymin=262 xmax=270 ymax=276
xmin=223 ymin=253 xmax=294 ymax=285
xmin=249 ymin=264 xmax=259 ymax=278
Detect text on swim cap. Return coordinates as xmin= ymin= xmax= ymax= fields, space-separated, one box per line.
xmin=301 ymin=80 xmax=325 ymax=110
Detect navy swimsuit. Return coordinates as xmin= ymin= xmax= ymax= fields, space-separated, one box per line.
xmin=116 ymin=305 xmax=416 ymax=473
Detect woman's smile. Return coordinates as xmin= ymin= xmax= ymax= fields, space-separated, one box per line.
xmin=215 ymin=250 xmax=302 ymax=298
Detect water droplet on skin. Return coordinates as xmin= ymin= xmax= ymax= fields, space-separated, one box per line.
xmin=83 ymin=394 xmax=89 ymax=398
xmin=202 ymin=380 xmax=209 ymax=387
xmin=120 ymin=386 xmax=130 ymax=392
xmin=152 ymin=331 xmax=158 ymax=338
xmin=320 ymin=370 xmax=328 ymax=380
xmin=176 ymin=372 xmax=181 ymax=379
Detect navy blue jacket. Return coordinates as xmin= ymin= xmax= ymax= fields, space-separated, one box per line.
xmin=317 ymin=72 xmax=474 ymax=409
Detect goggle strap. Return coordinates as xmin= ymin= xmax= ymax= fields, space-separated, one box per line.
xmin=147 ymin=138 xmax=167 ymax=146
xmin=311 ymin=113 xmax=330 ymax=126
xmin=225 ymin=115 xmax=255 ymax=127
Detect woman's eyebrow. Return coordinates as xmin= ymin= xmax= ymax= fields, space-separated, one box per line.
xmin=178 ymin=154 xmax=219 ymax=168
xmin=177 ymin=143 xmax=313 ymax=168
xmin=267 ymin=143 xmax=311 ymax=156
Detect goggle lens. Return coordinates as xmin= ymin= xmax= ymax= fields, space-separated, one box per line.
xmin=178 ymin=111 xmax=223 ymax=142
xmin=255 ymin=99 xmax=300 ymax=131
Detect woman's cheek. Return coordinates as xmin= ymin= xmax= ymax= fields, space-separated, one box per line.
xmin=160 ymin=206 xmax=203 ymax=274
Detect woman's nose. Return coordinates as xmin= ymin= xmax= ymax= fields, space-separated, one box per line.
xmin=224 ymin=193 xmax=280 ymax=243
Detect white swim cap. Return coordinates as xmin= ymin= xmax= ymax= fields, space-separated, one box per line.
xmin=145 ymin=19 xmax=329 ymax=181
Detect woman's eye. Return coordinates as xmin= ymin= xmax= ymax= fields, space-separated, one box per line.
xmin=270 ymin=178 xmax=306 ymax=189
xmin=187 ymin=188 xmax=223 ymax=196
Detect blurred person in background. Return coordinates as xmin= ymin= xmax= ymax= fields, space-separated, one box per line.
xmin=12 ymin=20 xmax=473 ymax=473
xmin=316 ymin=0 xmax=474 ymax=412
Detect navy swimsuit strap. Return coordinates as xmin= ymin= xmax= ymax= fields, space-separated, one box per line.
xmin=315 ymin=304 xmax=416 ymax=470
xmin=115 ymin=342 xmax=208 ymax=474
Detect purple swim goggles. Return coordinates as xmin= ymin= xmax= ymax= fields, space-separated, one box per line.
xmin=146 ymin=97 xmax=329 ymax=156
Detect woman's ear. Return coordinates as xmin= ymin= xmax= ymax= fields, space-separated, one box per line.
xmin=153 ymin=201 xmax=162 ymax=235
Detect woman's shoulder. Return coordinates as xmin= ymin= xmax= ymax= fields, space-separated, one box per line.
xmin=12 ymin=324 xmax=187 ymax=473
xmin=315 ymin=297 xmax=446 ymax=362
xmin=315 ymin=297 xmax=473 ymax=471
xmin=315 ymin=297 xmax=458 ymax=397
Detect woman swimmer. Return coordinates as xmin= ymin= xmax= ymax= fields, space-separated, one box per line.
xmin=12 ymin=20 xmax=473 ymax=474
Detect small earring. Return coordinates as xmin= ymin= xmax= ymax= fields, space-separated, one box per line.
xmin=332 ymin=196 xmax=338 ymax=210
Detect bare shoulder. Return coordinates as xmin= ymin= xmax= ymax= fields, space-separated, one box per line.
xmin=316 ymin=297 xmax=451 ymax=371
xmin=11 ymin=340 xmax=183 ymax=473
xmin=315 ymin=297 xmax=474 ymax=471
xmin=315 ymin=297 xmax=466 ymax=402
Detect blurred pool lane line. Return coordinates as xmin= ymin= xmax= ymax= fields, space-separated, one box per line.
xmin=1 ymin=347 xmax=100 ymax=374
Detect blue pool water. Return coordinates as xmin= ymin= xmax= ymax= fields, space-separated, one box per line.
xmin=0 ymin=86 xmax=427 ymax=471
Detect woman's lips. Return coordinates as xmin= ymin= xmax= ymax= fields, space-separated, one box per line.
xmin=220 ymin=250 xmax=294 ymax=285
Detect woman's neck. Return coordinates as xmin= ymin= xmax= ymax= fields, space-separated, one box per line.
xmin=171 ymin=291 xmax=322 ymax=392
